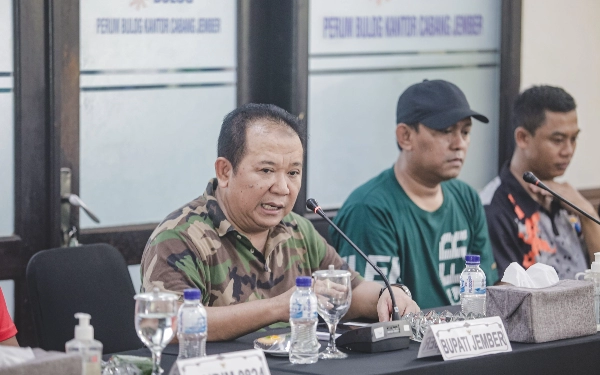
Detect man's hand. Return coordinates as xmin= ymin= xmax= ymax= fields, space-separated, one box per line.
xmin=527 ymin=182 xmax=554 ymax=212
xmin=529 ymin=180 xmax=600 ymax=261
xmin=313 ymin=278 xmax=349 ymax=310
xmin=377 ymin=286 xmax=420 ymax=322
xmin=347 ymin=281 xmax=419 ymax=322
xmin=528 ymin=180 xmax=596 ymax=216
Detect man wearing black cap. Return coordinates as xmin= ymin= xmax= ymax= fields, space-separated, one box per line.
xmin=330 ymin=79 xmax=498 ymax=309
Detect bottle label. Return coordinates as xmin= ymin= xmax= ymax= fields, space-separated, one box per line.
xmin=290 ymin=299 xmax=317 ymax=319
xmin=460 ymin=273 xmax=486 ymax=294
xmin=180 ymin=314 xmax=207 ymax=334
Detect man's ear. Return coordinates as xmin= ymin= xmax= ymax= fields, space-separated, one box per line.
xmin=396 ymin=123 xmax=415 ymax=151
xmin=215 ymin=157 xmax=233 ymax=188
xmin=514 ymin=126 xmax=532 ymax=150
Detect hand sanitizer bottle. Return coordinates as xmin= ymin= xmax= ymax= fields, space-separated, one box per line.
xmin=65 ymin=313 xmax=103 ymax=375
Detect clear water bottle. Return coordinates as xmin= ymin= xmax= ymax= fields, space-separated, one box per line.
xmin=460 ymin=254 xmax=486 ymax=317
xmin=170 ymin=289 xmax=207 ymax=375
xmin=178 ymin=289 xmax=207 ymax=356
xmin=289 ymin=276 xmax=319 ymax=364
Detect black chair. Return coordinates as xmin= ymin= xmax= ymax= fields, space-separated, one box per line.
xmin=26 ymin=243 xmax=141 ymax=354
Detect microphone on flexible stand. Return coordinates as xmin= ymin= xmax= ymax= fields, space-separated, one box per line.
xmin=522 ymin=172 xmax=600 ymax=226
xmin=306 ymin=198 xmax=402 ymax=321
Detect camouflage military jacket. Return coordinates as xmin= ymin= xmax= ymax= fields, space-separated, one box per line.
xmin=140 ymin=179 xmax=362 ymax=306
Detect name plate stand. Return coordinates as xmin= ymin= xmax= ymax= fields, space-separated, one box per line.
xmin=418 ymin=316 xmax=512 ymax=360
xmin=178 ymin=349 xmax=271 ymax=375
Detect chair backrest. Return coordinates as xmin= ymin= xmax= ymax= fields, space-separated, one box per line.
xmin=26 ymin=243 xmax=141 ymax=354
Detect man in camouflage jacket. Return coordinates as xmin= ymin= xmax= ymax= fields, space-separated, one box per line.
xmin=141 ymin=103 xmax=419 ymax=341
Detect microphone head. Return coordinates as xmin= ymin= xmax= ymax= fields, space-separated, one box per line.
xmin=522 ymin=171 xmax=539 ymax=185
xmin=306 ymin=198 xmax=320 ymax=213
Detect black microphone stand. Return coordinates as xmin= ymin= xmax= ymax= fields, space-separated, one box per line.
xmin=523 ymin=171 xmax=600 ymax=226
xmin=306 ymin=198 xmax=402 ymax=321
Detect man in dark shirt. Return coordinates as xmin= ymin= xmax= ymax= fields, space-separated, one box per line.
xmin=480 ymin=85 xmax=600 ymax=279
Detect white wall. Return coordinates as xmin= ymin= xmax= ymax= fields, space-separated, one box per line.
xmin=521 ymin=0 xmax=600 ymax=189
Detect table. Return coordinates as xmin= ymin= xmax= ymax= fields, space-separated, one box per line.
xmin=112 ymin=327 xmax=600 ymax=375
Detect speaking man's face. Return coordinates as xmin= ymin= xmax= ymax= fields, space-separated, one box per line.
xmin=222 ymin=120 xmax=303 ymax=235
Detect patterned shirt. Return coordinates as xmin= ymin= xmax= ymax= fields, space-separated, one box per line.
xmin=480 ymin=162 xmax=587 ymax=279
xmin=141 ymin=179 xmax=362 ymax=306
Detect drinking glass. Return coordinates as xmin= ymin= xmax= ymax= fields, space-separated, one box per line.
xmin=134 ymin=288 xmax=178 ymax=375
xmin=312 ymin=268 xmax=352 ymax=359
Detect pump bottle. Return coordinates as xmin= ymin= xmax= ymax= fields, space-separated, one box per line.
xmin=65 ymin=313 xmax=103 ymax=375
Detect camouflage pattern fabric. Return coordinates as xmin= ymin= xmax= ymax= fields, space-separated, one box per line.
xmin=140 ymin=179 xmax=362 ymax=306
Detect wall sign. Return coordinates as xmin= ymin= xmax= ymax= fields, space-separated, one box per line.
xmin=81 ymin=0 xmax=236 ymax=70
xmin=310 ymin=0 xmax=500 ymax=54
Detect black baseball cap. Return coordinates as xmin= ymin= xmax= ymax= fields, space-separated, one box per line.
xmin=396 ymin=79 xmax=489 ymax=129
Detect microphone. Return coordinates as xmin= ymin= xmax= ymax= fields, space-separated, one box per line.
xmin=306 ymin=198 xmax=402 ymax=321
xmin=522 ymin=172 xmax=600 ymax=225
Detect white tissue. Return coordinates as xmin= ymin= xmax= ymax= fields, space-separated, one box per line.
xmin=501 ymin=262 xmax=559 ymax=288
xmin=0 ymin=346 xmax=35 ymax=368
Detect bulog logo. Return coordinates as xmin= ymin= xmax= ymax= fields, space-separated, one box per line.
xmin=154 ymin=0 xmax=194 ymax=3
xmin=130 ymin=0 xmax=194 ymax=11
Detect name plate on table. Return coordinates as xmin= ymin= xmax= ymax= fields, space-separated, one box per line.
xmin=418 ymin=316 xmax=512 ymax=360
xmin=178 ymin=349 xmax=271 ymax=375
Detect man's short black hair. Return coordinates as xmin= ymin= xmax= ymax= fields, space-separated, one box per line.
xmin=513 ymin=85 xmax=576 ymax=135
xmin=218 ymin=103 xmax=306 ymax=170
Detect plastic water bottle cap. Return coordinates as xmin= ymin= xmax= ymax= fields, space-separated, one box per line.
xmin=465 ymin=254 xmax=480 ymax=264
xmin=183 ymin=288 xmax=201 ymax=300
xmin=296 ymin=276 xmax=312 ymax=287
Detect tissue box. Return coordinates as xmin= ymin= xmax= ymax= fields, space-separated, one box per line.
xmin=486 ymin=279 xmax=597 ymax=343
xmin=0 ymin=349 xmax=81 ymax=375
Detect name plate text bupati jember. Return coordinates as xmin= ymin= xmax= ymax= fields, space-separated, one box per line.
xmin=178 ymin=349 xmax=271 ymax=375
xmin=418 ymin=316 xmax=512 ymax=360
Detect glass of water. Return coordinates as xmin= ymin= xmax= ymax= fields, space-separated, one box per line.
xmin=312 ymin=268 xmax=352 ymax=359
xmin=134 ymin=288 xmax=178 ymax=375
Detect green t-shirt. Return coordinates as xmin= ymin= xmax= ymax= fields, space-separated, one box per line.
xmin=330 ymin=167 xmax=498 ymax=309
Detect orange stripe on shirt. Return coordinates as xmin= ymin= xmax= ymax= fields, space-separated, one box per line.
xmin=518 ymin=212 xmax=556 ymax=269
xmin=508 ymin=194 xmax=525 ymax=220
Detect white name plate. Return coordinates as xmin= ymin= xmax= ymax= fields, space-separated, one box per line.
xmin=418 ymin=316 xmax=512 ymax=360
xmin=178 ymin=349 xmax=271 ymax=375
